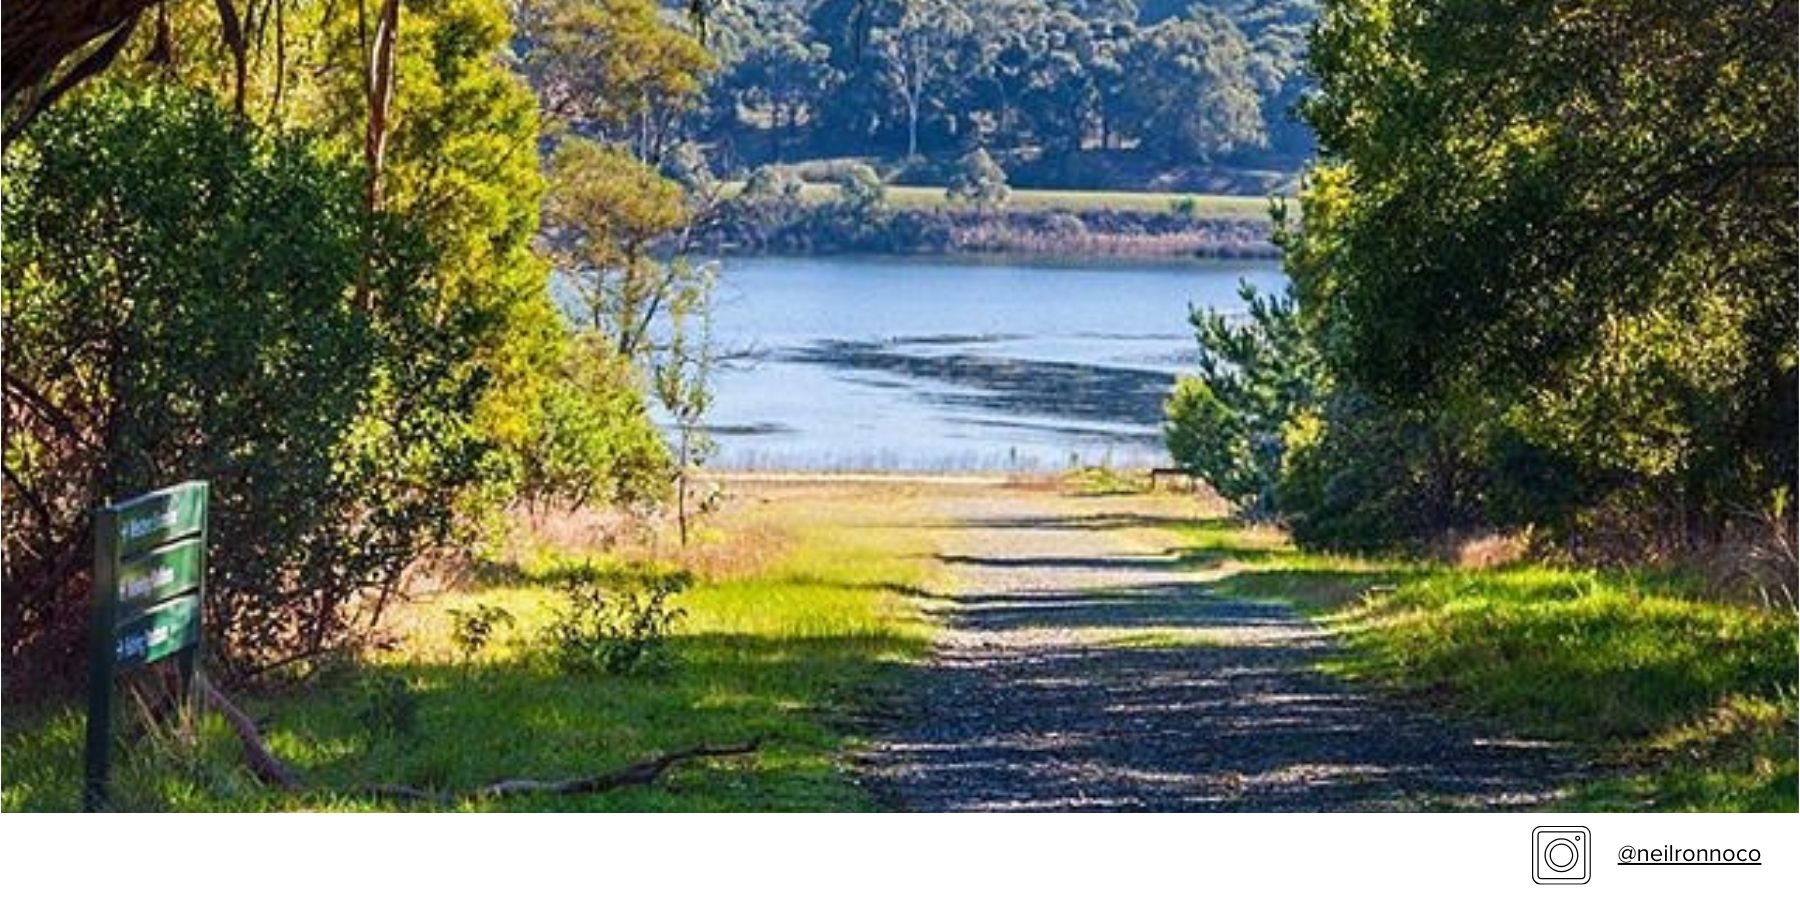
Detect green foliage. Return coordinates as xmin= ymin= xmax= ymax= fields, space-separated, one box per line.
xmin=1164 ymin=283 xmax=1323 ymax=515
xmin=2 ymin=84 xmax=487 ymax=682
xmin=1169 ymin=0 xmax=1795 ymax=560
xmin=446 ymin=603 xmax=517 ymax=662
xmin=1286 ymin=0 xmax=1796 ymax=550
xmin=519 ymin=0 xmax=714 ymax=159
xmin=542 ymin=567 xmax=690 ymax=676
xmin=701 ymin=0 xmax=1310 ymax=175
xmin=376 ymin=0 xmax=569 ymax=475
xmin=946 ymin=147 xmax=1011 ymax=211
xmin=1116 ymin=9 xmax=1267 ymax=161
xmin=520 ymin=341 xmax=671 ymax=512
xmin=352 ymin=673 xmax=422 ymax=741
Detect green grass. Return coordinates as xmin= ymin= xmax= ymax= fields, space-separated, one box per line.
xmin=720 ymin=181 xmax=1280 ymax=220
xmin=1163 ymin=518 xmax=1799 ymax=812
xmin=2 ymin=506 xmax=936 ymax=812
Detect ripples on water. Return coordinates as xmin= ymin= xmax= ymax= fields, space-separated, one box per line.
xmin=591 ymin=255 xmax=1288 ymax=472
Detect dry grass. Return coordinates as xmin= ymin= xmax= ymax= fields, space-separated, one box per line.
xmin=719 ymin=181 xmax=1282 ymax=219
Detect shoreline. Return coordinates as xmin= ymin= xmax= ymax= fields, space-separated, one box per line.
xmin=692 ymin=202 xmax=1280 ymax=261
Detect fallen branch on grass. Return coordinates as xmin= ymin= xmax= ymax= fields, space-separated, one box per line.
xmin=196 ymin=672 xmax=305 ymax=791
xmin=360 ymin=740 xmax=764 ymax=805
xmin=195 ymin=673 xmax=760 ymax=804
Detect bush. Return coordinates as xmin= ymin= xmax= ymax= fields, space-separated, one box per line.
xmin=1 ymin=85 xmax=494 ymax=689
xmin=517 ymin=341 xmax=671 ymax=514
xmin=741 ymin=164 xmax=805 ymax=202
xmin=1163 ymin=283 xmax=1323 ymax=517
xmin=541 ymin=567 xmax=689 ymax=675
xmin=946 ymin=147 xmax=1010 ymax=212
xmin=834 ymin=163 xmax=887 ymax=215
xmin=447 ymin=603 xmax=517 ymax=662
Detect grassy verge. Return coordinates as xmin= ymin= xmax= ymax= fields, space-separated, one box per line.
xmin=1164 ymin=519 xmax=1799 ymax=812
xmin=719 ymin=181 xmax=1280 ymax=219
xmin=2 ymin=489 xmax=937 ymax=812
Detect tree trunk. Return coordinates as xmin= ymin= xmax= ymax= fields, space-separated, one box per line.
xmin=906 ymin=98 xmax=919 ymax=159
xmin=676 ymin=433 xmax=690 ymax=547
xmin=363 ymin=0 xmax=400 ymax=212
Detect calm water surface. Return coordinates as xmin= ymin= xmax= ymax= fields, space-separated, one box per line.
xmin=699 ymin=255 xmax=1286 ymax=471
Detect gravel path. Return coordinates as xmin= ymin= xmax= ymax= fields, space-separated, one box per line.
xmin=857 ymin=489 xmax=1582 ymax=811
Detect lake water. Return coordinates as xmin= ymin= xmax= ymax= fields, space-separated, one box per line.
xmin=699 ymin=255 xmax=1288 ymax=471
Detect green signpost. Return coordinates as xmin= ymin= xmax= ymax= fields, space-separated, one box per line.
xmin=84 ymin=480 xmax=209 ymax=811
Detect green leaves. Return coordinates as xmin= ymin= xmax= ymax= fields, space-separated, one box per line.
xmin=1164 ymin=283 xmax=1324 ymax=516
xmin=1278 ymin=0 xmax=1797 ymax=551
xmin=2 ymin=83 xmax=488 ymax=679
xmin=946 ymin=147 xmax=1011 ymax=212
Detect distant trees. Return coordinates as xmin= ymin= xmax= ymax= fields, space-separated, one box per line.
xmin=695 ymin=1 xmax=1317 ymax=175
xmin=1117 ymin=11 xmax=1265 ymax=162
xmin=873 ymin=0 xmax=972 ymax=159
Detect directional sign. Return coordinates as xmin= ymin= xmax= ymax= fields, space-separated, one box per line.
xmin=114 ymin=593 xmax=202 ymax=668
xmin=112 ymin=481 xmax=207 ymax=558
xmin=115 ymin=538 xmax=204 ymax=609
xmin=86 ymin=480 xmax=209 ymax=811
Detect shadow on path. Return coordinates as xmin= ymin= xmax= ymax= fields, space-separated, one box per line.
xmin=858 ymin=493 xmax=1582 ymax=811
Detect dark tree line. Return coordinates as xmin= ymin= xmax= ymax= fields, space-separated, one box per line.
xmin=684 ymin=0 xmax=1317 ymax=181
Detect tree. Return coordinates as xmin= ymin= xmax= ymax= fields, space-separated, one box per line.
xmin=874 ymin=0 xmax=971 ymax=159
xmin=518 ymin=0 xmax=714 ymax=162
xmin=544 ymin=137 xmax=719 ymax=538
xmin=946 ymin=146 xmax=1011 ymax=212
xmin=1165 ymin=283 xmax=1324 ymax=515
xmin=1293 ymin=0 xmax=1797 ymax=549
xmin=651 ymin=268 xmax=720 ymax=548
xmin=545 ymin=138 xmax=693 ymax=355
xmin=2 ymin=85 xmax=487 ymax=683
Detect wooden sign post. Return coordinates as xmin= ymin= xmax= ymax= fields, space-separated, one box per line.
xmin=84 ymin=480 xmax=209 ymax=811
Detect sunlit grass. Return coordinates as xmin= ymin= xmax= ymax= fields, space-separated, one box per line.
xmin=2 ymin=489 xmax=940 ymax=812
xmin=719 ymin=181 xmax=1280 ymax=219
xmin=1162 ymin=518 xmax=1799 ymax=812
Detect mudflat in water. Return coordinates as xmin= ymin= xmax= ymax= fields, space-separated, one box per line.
xmin=702 ymin=255 xmax=1287 ymax=471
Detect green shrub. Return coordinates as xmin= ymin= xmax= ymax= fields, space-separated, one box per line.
xmin=1 ymin=84 xmax=491 ymax=687
xmin=542 ymin=567 xmax=689 ymax=675
xmin=447 ymin=604 xmax=517 ymax=662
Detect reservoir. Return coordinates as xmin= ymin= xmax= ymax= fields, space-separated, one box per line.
xmin=698 ymin=255 xmax=1287 ymax=471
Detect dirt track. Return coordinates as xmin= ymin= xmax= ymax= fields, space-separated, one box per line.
xmin=855 ymin=486 xmax=1581 ymax=811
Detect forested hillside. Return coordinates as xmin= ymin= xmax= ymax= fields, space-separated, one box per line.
xmin=676 ymin=0 xmax=1316 ymax=191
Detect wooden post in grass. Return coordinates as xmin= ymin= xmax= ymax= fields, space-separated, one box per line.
xmin=83 ymin=480 xmax=209 ymax=811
